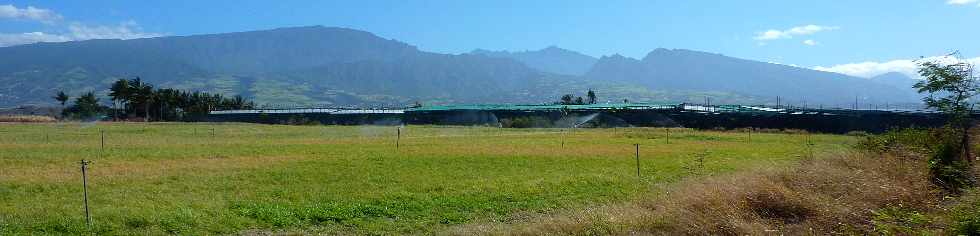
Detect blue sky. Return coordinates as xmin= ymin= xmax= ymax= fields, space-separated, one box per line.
xmin=1 ymin=0 xmax=978 ymax=77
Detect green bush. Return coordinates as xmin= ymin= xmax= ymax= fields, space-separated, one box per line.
xmin=951 ymin=192 xmax=980 ymax=235
xmin=929 ymin=140 xmax=975 ymax=192
xmin=860 ymin=127 xmax=974 ymax=192
xmin=858 ymin=128 xmax=937 ymax=154
xmin=500 ymin=116 xmax=552 ymax=128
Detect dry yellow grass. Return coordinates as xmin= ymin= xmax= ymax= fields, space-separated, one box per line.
xmin=0 ymin=115 xmax=56 ymax=122
xmin=447 ymin=150 xmax=943 ymax=235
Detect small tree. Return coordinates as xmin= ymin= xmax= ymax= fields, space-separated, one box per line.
xmin=914 ymin=53 xmax=978 ymax=190
xmin=63 ymin=92 xmax=105 ymax=119
xmin=560 ymin=94 xmax=575 ymax=105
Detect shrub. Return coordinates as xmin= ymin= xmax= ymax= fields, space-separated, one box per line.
xmin=929 ymin=140 xmax=975 ymax=192
xmin=858 ymin=128 xmax=936 ymax=154
xmin=860 ymin=127 xmax=974 ymax=193
xmin=500 ymin=116 xmax=552 ymax=128
xmin=950 ymin=192 xmax=980 ymax=235
xmin=0 ymin=115 xmax=56 ymax=123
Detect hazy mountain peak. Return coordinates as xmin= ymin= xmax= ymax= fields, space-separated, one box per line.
xmin=643 ymin=48 xmax=726 ymax=61
xmin=586 ymin=48 xmax=918 ymax=104
xmin=873 ymin=72 xmax=912 ymax=79
xmin=470 ymin=46 xmax=597 ymax=76
xmin=870 ymin=72 xmax=919 ymax=91
xmin=600 ymin=53 xmax=636 ymax=60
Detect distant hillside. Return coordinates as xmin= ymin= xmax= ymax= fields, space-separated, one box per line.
xmin=585 ymin=49 xmax=919 ymax=104
xmin=0 ymin=26 xmax=921 ymax=107
xmin=470 ymin=46 xmax=598 ymax=76
xmin=0 ymin=26 xmax=549 ymax=106
xmin=871 ymin=72 xmax=918 ymax=91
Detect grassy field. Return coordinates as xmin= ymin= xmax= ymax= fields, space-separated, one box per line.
xmin=0 ymin=123 xmax=856 ymax=235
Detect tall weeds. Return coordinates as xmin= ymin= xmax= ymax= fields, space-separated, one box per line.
xmin=450 ymin=137 xmax=944 ymax=235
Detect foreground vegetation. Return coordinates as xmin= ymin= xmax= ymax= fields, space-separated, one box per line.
xmin=0 ymin=123 xmax=851 ymax=235
xmin=449 ymin=128 xmax=980 ymax=235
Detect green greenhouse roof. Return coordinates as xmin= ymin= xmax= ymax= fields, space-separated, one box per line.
xmin=407 ymin=103 xmax=680 ymax=112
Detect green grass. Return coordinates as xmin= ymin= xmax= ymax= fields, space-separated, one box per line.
xmin=0 ymin=123 xmax=856 ymax=235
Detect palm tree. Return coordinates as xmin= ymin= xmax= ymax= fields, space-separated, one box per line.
xmin=128 ymin=77 xmax=154 ymax=122
xmin=53 ymin=91 xmax=69 ymax=107
xmin=108 ymin=79 xmax=131 ymax=121
xmin=587 ymin=89 xmax=597 ymax=104
xmin=53 ymin=91 xmax=69 ymax=118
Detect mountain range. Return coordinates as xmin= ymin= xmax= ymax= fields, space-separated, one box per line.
xmin=0 ymin=26 xmax=919 ymax=107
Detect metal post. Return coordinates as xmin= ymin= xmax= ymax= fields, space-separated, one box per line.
xmin=396 ymin=127 xmax=401 ymax=149
xmin=634 ymin=144 xmax=641 ymax=178
xmin=80 ymin=160 xmax=92 ymax=227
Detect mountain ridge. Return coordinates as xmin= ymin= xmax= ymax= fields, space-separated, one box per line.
xmin=469 ymin=46 xmax=597 ymax=76
xmin=0 ymin=26 xmax=920 ymax=107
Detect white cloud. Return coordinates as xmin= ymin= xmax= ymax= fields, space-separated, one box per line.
xmin=947 ymin=0 xmax=979 ymax=5
xmin=0 ymin=21 xmax=164 ymax=47
xmin=0 ymin=4 xmax=62 ymax=24
xmin=802 ymin=39 xmax=818 ymax=46
xmin=754 ymin=25 xmax=840 ymax=41
xmin=67 ymin=21 xmax=164 ymax=40
xmin=0 ymin=32 xmax=70 ymax=47
xmin=813 ymin=56 xmax=980 ymax=78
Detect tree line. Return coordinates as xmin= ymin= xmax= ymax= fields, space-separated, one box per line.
xmin=557 ymin=89 xmax=598 ymax=105
xmin=55 ymin=77 xmax=255 ymax=121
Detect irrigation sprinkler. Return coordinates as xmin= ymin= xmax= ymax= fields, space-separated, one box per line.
xmin=806 ymin=133 xmax=815 ymax=159
xmin=634 ymin=144 xmax=641 ymax=178
xmin=79 ymin=159 xmax=93 ymax=227
xmin=698 ymin=151 xmax=705 ymax=171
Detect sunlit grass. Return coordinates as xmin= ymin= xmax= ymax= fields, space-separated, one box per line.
xmin=0 ymin=122 xmax=855 ymax=235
